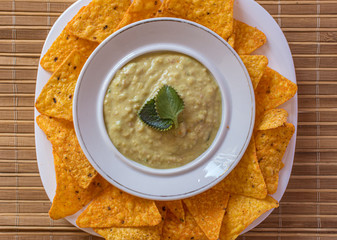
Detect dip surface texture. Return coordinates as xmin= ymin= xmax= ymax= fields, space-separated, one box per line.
xmin=103 ymin=52 xmax=222 ymax=169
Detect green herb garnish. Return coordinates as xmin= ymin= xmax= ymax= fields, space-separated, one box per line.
xmin=138 ymin=85 xmax=184 ymax=131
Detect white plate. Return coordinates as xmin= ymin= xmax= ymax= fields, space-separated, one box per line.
xmin=34 ymin=0 xmax=297 ymax=237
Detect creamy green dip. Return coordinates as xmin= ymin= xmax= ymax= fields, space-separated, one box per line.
xmin=103 ymin=52 xmax=222 ymax=169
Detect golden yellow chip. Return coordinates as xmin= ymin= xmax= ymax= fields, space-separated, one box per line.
xmin=36 ymin=50 xmax=86 ymax=121
xmin=240 ymin=55 xmax=268 ymax=90
xmin=76 ymin=185 xmax=162 ymax=228
xmin=94 ymin=202 xmax=166 ymax=240
xmin=94 ymin=226 xmax=161 ymax=240
xmin=183 ymin=189 xmax=230 ymax=240
xmin=255 ymin=67 xmax=298 ymax=113
xmin=157 ymin=0 xmax=234 ymax=40
xmin=257 ymin=108 xmax=288 ymax=131
xmin=49 ymin=151 xmax=109 ymax=220
xmin=40 ymin=19 xmax=98 ymax=72
xmin=215 ymin=138 xmax=267 ymax=199
xmin=164 ymin=200 xmax=185 ymax=223
xmin=115 ymin=0 xmax=160 ymax=30
xmin=36 ymin=115 xmax=97 ymax=188
xmin=162 ymin=206 xmax=207 ymax=240
xmin=234 ymin=20 xmax=267 ymax=55
xmin=227 ymin=20 xmax=236 ymax=48
xmin=255 ymin=123 xmax=295 ymax=194
xmin=219 ymin=194 xmax=279 ymax=240
xmin=66 ymin=0 xmax=130 ymax=43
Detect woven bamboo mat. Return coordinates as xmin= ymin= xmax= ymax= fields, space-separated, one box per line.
xmin=0 ymin=0 xmax=336 ymax=239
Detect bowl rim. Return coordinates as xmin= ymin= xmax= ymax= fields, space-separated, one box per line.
xmin=73 ymin=17 xmax=255 ymax=200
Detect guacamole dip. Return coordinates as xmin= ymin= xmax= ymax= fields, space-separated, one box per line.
xmin=103 ymin=52 xmax=221 ymax=169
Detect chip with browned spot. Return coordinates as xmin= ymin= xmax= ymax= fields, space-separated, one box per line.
xmin=164 ymin=200 xmax=185 ymax=223
xmin=162 ymin=205 xmax=207 ymax=240
xmin=66 ymin=0 xmax=130 ymax=43
xmin=240 ymin=55 xmax=268 ymax=90
xmin=255 ymin=67 xmax=297 ymax=125
xmin=183 ymin=188 xmax=230 ymax=240
xmin=215 ymin=138 xmax=267 ymax=199
xmin=156 ymin=0 xmax=234 ymax=40
xmin=36 ymin=50 xmax=86 ymax=121
xmin=76 ymin=185 xmax=162 ymax=228
xmin=257 ymin=108 xmax=288 ymax=131
xmin=255 ymin=123 xmax=295 ymax=194
xmin=115 ymin=0 xmax=160 ymax=30
xmin=40 ymin=6 xmax=98 ymax=73
xmin=36 ymin=115 xmax=97 ymax=189
xmin=94 ymin=202 xmax=166 ymax=240
xmin=49 ymin=151 xmax=109 ymax=220
xmin=234 ymin=20 xmax=267 ymax=55
xmin=219 ymin=194 xmax=279 ymax=240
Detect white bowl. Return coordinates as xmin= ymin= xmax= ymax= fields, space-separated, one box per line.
xmin=73 ymin=18 xmax=255 ymax=200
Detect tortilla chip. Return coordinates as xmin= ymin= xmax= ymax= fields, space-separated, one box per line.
xmin=215 ymin=138 xmax=267 ymax=199
xmin=219 ymin=194 xmax=279 ymax=240
xmin=227 ymin=34 xmax=235 ymax=48
xmin=183 ymin=189 xmax=230 ymax=240
xmin=255 ymin=123 xmax=295 ymax=194
xmin=227 ymin=20 xmax=236 ymax=48
xmin=76 ymin=185 xmax=162 ymax=228
xmin=240 ymin=55 xmax=268 ymax=89
xmin=157 ymin=0 xmax=234 ymax=40
xmin=66 ymin=0 xmax=130 ymax=43
xmin=256 ymin=67 xmax=298 ymax=112
xmin=36 ymin=50 xmax=86 ymax=121
xmin=164 ymin=200 xmax=185 ymax=223
xmin=162 ymin=206 xmax=207 ymax=240
xmin=94 ymin=226 xmax=161 ymax=240
xmin=257 ymin=108 xmax=288 ymax=131
xmin=49 ymin=151 xmax=109 ymax=220
xmin=115 ymin=0 xmax=160 ymax=30
xmin=36 ymin=115 xmax=97 ymax=188
xmin=94 ymin=202 xmax=166 ymax=240
xmin=234 ymin=20 xmax=267 ymax=55
xmin=40 ymin=16 xmax=98 ymax=72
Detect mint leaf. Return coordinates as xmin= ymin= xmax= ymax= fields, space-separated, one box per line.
xmin=156 ymin=85 xmax=184 ymax=128
xmin=138 ymin=85 xmax=184 ymax=131
xmin=138 ymin=99 xmax=173 ymax=131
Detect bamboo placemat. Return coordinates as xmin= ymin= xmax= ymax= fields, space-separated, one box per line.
xmin=0 ymin=0 xmax=336 ymax=239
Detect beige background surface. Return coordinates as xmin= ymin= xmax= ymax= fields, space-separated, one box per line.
xmin=0 ymin=0 xmax=337 ymax=239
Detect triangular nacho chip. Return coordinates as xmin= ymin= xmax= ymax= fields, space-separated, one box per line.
xmin=94 ymin=202 xmax=166 ymax=240
xmin=66 ymin=0 xmax=130 ymax=43
xmin=36 ymin=115 xmax=97 ymax=188
xmin=257 ymin=108 xmax=288 ymax=131
xmin=36 ymin=50 xmax=86 ymax=121
xmin=94 ymin=227 xmax=161 ymax=240
xmin=156 ymin=0 xmax=234 ymax=40
xmin=227 ymin=20 xmax=236 ymax=48
xmin=255 ymin=67 xmax=298 ymax=113
xmin=40 ymin=7 xmax=98 ymax=73
xmin=219 ymin=194 xmax=279 ymax=240
xmin=49 ymin=151 xmax=109 ymax=220
xmin=215 ymin=138 xmax=267 ymax=199
xmin=233 ymin=20 xmax=267 ymax=55
xmin=76 ymin=185 xmax=162 ymax=228
xmin=162 ymin=206 xmax=207 ymax=240
xmin=255 ymin=123 xmax=295 ymax=194
xmin=164 ymin=200 xmax=185 ymax=223
xmin=183 ymin=189 xmax=230 ymax=240
xmin=115 ymin=0 xmax=160 ymax=31
xmin=240 ymin=55 xmax=268 ymax=89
